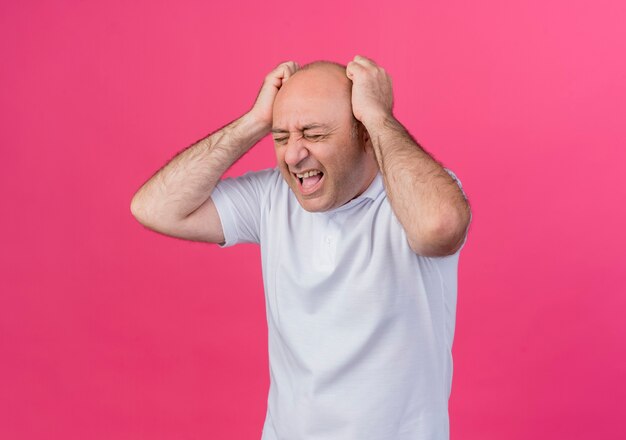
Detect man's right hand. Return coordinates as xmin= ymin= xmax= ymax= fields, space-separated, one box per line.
xmin=248 ymin=61 xmax=300 ymax=131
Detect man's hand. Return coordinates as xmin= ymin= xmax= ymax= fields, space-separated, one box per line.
xmin=345 ymin=55 xmax=394 ymax=126
xmin=249 ymin=61 xmax=300 ymax=132
xmin=346 ymin=55 xmax=471 ymax=256
xmin=131 ymin=63 xmax=297 ymax=237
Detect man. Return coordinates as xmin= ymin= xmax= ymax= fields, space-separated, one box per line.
xmin=131 ymin=55 xmax=472 ymax=440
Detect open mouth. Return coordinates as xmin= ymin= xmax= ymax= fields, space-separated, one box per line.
xmin=293 ymin=170 xmax=325 ymax=195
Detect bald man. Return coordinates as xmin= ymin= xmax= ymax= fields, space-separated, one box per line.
xmin=131 ymin=55 xmax=472 ymax=440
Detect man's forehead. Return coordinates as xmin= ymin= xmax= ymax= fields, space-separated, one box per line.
xmin=271 ymin=66 xmax=352 ymax=133
xmin=271 ymin=123 xmax=332 ymax=133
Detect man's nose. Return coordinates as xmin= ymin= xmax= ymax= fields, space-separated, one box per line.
xmin=283 ymin=136 xmax=310 ymax=167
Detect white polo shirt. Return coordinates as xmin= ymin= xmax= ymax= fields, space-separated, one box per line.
xmin=211 ymin=166 xmax=470 ymax=440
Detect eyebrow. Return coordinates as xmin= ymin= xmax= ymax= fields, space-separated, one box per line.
xmin=271 ymin=123 xmax=330 ymax=134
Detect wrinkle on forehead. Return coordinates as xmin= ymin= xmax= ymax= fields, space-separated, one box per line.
xmin=271 ymin=122 xmax=335 ymax=134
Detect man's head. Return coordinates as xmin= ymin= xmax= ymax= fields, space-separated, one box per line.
xmin=271 ymin=60 xmax=379 ymax=212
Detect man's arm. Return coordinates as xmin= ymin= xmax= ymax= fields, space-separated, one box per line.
xmin=130 ymin=61 xmax=300 ymax=243
xmin=346 ymin=55 xmax=471 ymax=257
xmin=364 ymin=115 xmax=471 ymax=257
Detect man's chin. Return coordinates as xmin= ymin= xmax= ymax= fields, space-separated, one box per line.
xmin=292 ymin=192 xmax=333 ymax=213
xmin=296 ymin=197 xmax=328 ymax=213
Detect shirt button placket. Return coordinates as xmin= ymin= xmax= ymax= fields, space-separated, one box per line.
xmin=324 ymin=214 xmax=339 ymax=267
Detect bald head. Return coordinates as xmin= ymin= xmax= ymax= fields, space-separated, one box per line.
xmin=274 ymin=60 xmax=360 ymax=138
xmin=295 ymin=60 xmax=348 ymax=79
xmin=279 ymin=60 xmax=351 ymax=99
xmin=270 ymin=59 xmax=379 ymax=212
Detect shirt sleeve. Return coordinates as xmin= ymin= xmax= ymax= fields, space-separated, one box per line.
xmin=210 ymin=167 xmax=276 ymax=248
xmin=443 ymin=167 xmax=472 ymax=249
xmin=443 ymin=167 xmax=467 ymax=199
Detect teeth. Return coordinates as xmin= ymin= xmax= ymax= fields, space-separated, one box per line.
xmin=296 ymin=170 xmax=321 ymax=178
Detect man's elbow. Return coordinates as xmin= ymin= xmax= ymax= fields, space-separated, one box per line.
xmin=408 ymin=213 xmax=470 ymax=257
xmin=130 ymin=195 xmax=146 ymax=223
xmin=130 ymin=196 xmax=159 ymax=228
xmin=408 ymin=233 xmax=457 ymax=257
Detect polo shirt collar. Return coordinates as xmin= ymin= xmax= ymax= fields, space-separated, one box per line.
xmin=358 ymin=170 xmax=384 ymax=202
xmin=324 ymin=170 xmax=384 ymax=214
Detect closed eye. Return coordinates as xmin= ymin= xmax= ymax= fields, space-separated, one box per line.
xmin=273 ymin=134 xmax=324 ymax=144
xmin=304 ymin=134 xmax=325 ymax=141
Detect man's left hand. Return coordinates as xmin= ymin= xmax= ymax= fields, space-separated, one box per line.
xmin=346 ymin=55 xmax=394 ymax=125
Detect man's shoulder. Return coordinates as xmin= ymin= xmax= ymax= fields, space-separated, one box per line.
xmin=218 ymin=166 xmax=284 ymax=189
xmin=237 ymin=165 xmax=282 ymax=180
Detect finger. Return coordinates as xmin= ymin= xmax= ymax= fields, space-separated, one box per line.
xmin=280 ymin=65 xmax=290 ymax=79
xmin=353 ymin=54 xmax=378 ymax=68
xmin=289 ymin=61 xmax=300 ymax=75
xmin=283 ymin=67 xmax=296 ymax=83
xmin=282 ymin=61 xmax=300 ymax=82
xmin=346 ymin=60 xmax=366 ymax=79
xmin=279 ymin=60 xmax=296 ymax=67
xmin=276 ymin=61 xmax=296 ymax=74
xmin=266 ymin=65 xmax=289 ymax=88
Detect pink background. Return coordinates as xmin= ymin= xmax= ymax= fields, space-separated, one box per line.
xmin=2 ymin=0 xmax=625 ymax=438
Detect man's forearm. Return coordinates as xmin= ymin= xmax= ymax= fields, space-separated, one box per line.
xmin=130 ymin=112 xmax=268 ymax=225
xmin=364 ymin=114 xmax=471 ymax=256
